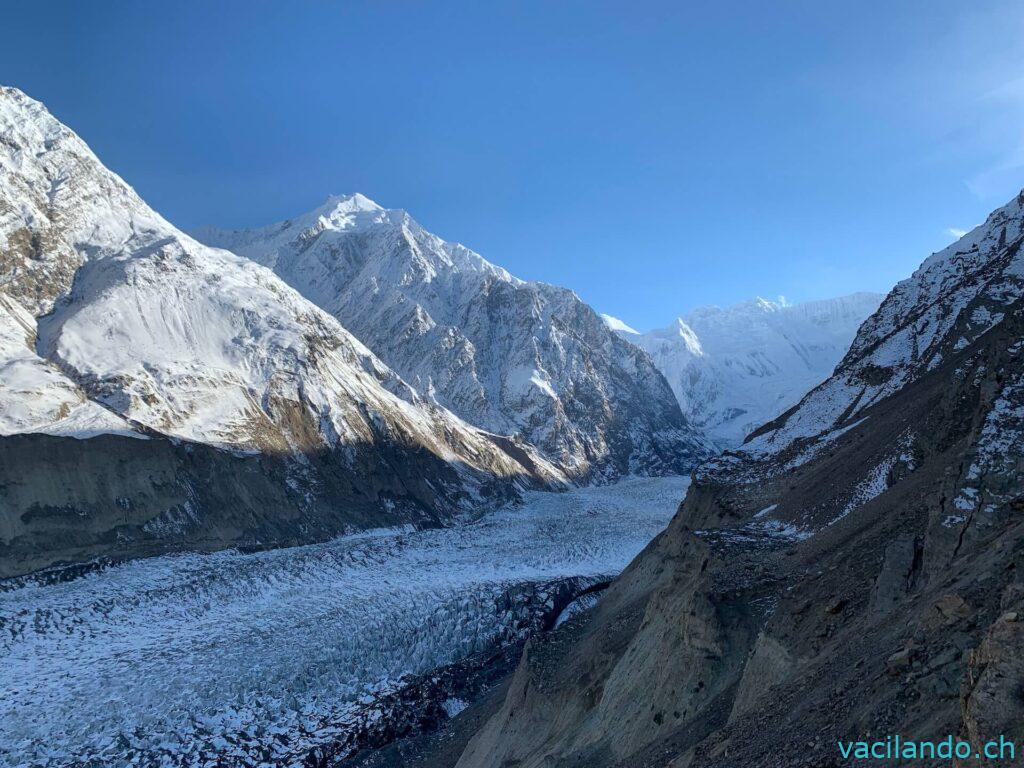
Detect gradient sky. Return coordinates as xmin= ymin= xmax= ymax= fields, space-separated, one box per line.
xmin=4 ymin=1 xmax=1024 ymax=330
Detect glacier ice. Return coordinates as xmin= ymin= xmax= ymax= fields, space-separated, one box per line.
xmin=0 ymin=476 xmax=688 ymax=767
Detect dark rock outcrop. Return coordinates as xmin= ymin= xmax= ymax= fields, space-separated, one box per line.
xmin=0 ymin=430 xmax=525 ymax=579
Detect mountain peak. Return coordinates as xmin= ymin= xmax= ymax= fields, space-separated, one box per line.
xmin=751 ymin=295 xmax=783 ymax=311
xmin=315 ymin=192 xmax=386 ymax=219
xmin=0 ymin=84 xmax=173 ymax=316
xmin=600 ymin=314 xmax=639 ymax=335
xmin=194 ymin=195 xmax=711 ymax=479
xmin=299 ymin=191 xmax=396 ymax=234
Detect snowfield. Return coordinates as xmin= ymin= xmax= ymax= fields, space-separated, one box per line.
xmin=0 ymin=476 xmax=688 ymax=767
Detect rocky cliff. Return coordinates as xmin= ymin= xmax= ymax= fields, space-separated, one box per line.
xmin=453 ymin=192 xmax=1024 ymax=768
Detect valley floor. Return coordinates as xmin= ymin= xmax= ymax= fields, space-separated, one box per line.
xmin=0 ymin=475 xmax=687 ymax=767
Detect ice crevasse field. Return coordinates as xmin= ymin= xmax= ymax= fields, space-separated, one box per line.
xmin=0 ymin=476 xmax=688 ymax=767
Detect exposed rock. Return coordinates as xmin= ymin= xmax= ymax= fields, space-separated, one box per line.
xmin=0 ymin=428 xmax=525 ymax=578
xmin=886 ymin=648 xmax=913 ymax=674
xmin=934 ymin=594 xmax=973 ymax=626
xmin=454 ymin=191 xmax=1024 ymax=768
xmin=962 ymin=615 xmax=1024 ymax=758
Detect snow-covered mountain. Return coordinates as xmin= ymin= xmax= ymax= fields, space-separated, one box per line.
xmin=611 ymin=293 xmax=883 ymax=447
xmin=0 ymin=86 xmax=568 ymax=575
xmin=744 ymin=192 xmax=1024 ymax=464
xmin=195 ymin=197 xmax=711 ymax=480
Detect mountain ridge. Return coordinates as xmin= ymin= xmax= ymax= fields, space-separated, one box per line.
xmin=195 ymin=194 xmax=713 ymax=481
xmin=0 ymin=86 xmax=565 ymax=576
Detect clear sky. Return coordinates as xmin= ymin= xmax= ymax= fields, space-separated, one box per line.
xmin=3 ymin=1 xmax=1024 ymax=330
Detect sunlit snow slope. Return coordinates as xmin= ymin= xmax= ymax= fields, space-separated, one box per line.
xmin=616 ymin=294 xmax=882 ymax=447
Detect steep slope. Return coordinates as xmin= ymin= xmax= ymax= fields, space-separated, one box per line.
xmin=0 ymin=86 xmax=561 ymax=577
xmin=0 ymin=292 xmax=136 ymax=438
xmin=195 ymin=198 xmax=711 ymax=480
xmin=455 ymin=192 xmax=1024 ymax=768
xmin=617 ymin=293 xmax=882 ymax=448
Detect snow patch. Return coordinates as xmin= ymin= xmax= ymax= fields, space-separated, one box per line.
xmin=600 ymin=313 xmax=639 ymax=335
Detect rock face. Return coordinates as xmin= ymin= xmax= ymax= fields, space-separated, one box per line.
xmin=0 ymin=86 xmax=565 ymax=577
xmin=455 ymin=192 xmax=1024 ymax=768
xmin=617 ymin=293 xmax=882 ymax=448
xmin=195 ymin=197 xmax=711 ymax=480
xmin=0 ymin=431 xmax=503 ymax=578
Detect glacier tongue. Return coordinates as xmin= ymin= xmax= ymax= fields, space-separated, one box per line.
xmin=0 ymin=476 xmax=688 ymax=767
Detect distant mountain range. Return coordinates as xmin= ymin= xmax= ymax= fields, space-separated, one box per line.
xmin=605 ymin=293 xmax=883 ymax=447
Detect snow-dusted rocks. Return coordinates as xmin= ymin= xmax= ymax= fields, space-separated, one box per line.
xmin=195 ymin=197 xmax=711 ymax=480
xmin=0 ymin=86 xmax=570 ymax=575
xmin=618 ymin=293 xmax=882 ymax=448
xmin=747 ymin=194 xmax=1024 ymax=459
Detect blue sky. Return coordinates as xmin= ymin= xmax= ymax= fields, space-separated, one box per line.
xmin=4 ymin=1 xmax=1024 ymax=330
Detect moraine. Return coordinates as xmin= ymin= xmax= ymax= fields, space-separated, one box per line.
xmin=0 ymin=476 xmax=687 ymax=767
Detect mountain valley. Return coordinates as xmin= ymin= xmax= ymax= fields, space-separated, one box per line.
xmin=2 ymin=81 xmax=1016 ymax=768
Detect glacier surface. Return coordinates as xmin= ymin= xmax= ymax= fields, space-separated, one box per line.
xmin=0 ymin=476 xmax=688 ymax=767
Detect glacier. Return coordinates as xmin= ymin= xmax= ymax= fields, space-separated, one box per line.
xmin=0 ymin=476 xmax=688 ymax=767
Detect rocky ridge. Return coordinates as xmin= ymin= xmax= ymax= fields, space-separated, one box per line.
xmin=451 ymin=191 xmax=1024 ymax=768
